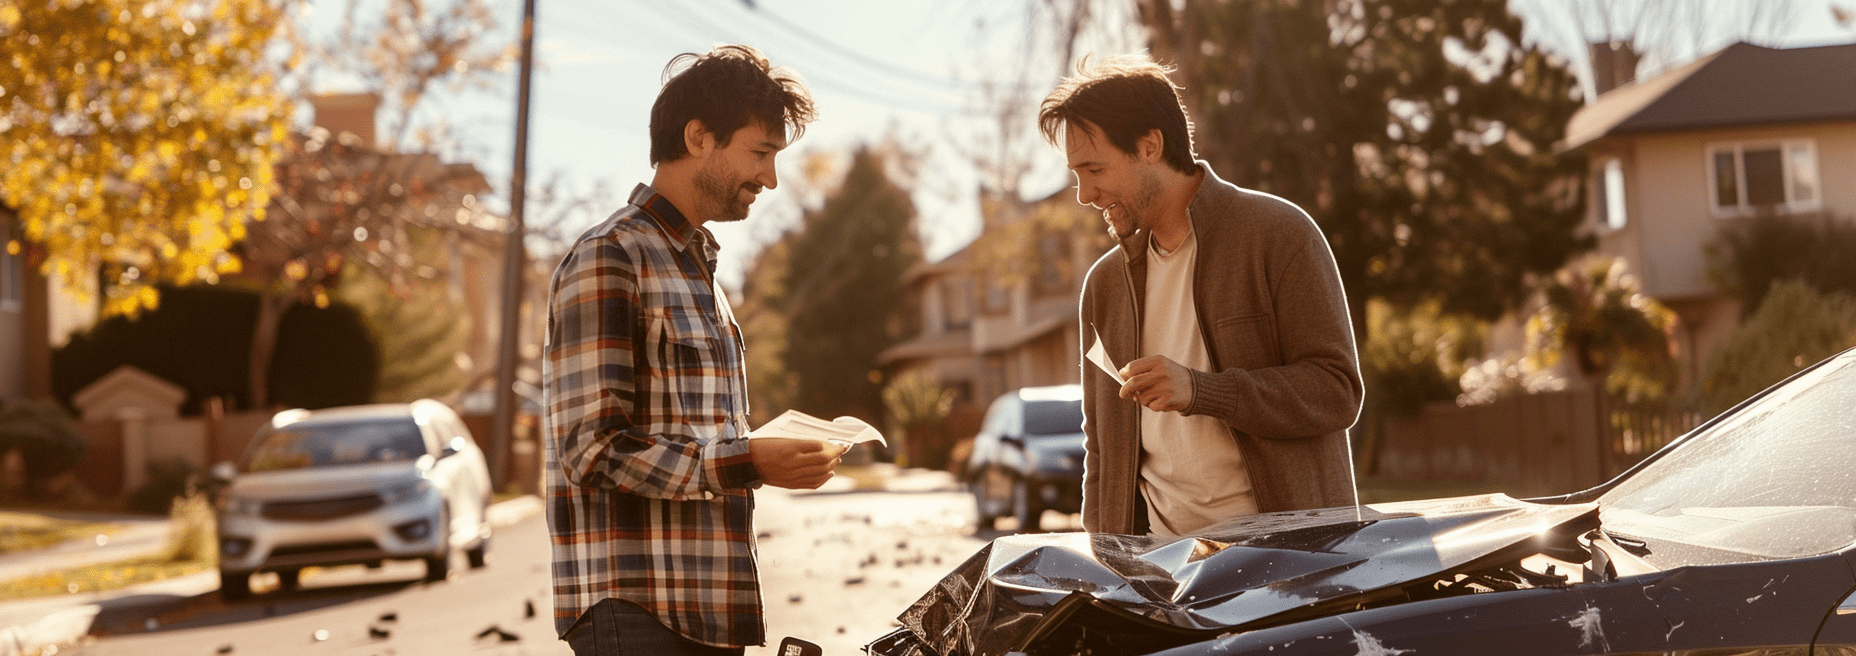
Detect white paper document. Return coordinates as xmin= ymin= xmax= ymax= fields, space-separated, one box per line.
xmin=746 ymin=409 xmax=887 ymax=447
xmin=1087 ymin=329 xmax=1125 ymax=385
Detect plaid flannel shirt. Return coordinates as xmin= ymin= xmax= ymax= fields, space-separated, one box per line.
xmin=542 ymin=183 xmax=764 ymax=647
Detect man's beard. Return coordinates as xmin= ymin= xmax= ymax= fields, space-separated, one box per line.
xmin=1109 ymin=169 xmax=1164 ymax=240
xmin=695 ymin=156 xmax=755 ymax=224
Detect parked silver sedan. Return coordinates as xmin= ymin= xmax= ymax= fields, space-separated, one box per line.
xmin=212 ymin=399 xmax=494 ymax=599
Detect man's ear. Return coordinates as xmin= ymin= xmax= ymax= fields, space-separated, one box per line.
xmin=1137 ymin=129 xmax=1164 ymax=164
xmin=683 ymin=119 xmax=714 ymax=157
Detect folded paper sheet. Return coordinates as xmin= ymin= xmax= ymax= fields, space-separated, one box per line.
xmin=1087 ymin=328 xmax=1125 ymax=385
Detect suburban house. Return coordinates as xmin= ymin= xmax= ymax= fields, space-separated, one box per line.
xmin=0 ymin=207 xmax=100 ymax=407
xmin=1560 ymin=40 xmax=1856 ymax=380
xmin=1374 ymin=40 xmax=1856 ymax=491
xmin=0 ymin=208 xmax=33 ymax=403
xmin=878 ymin=188 xmax=1109 ymax=443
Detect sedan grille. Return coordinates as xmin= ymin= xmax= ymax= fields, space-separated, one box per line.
xmin=269 ymin=540 xmax=379 ymax=558
xmin=261 ymin=493 xmax=384 ymax=521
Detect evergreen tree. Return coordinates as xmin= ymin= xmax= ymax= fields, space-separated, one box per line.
xmin=775 ymin=147 xmax=923 ymax=423
xmin=1136 ymin=0 xmax=1591 ymax=338
xmin=738 ymin=239 xmax=797 ymax=428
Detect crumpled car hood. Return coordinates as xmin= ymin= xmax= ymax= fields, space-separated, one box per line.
xmin=892 ymin=494 xmax=1599 ymax=656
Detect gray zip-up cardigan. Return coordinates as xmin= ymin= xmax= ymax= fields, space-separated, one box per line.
xmin=1078 ymin=163 xmax=1363 ymax=535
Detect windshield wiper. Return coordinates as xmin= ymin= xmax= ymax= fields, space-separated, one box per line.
xmin=1602 ymin=529 xmax=1653 ymax=556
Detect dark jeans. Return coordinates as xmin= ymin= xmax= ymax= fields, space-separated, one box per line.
xmin=563 ymin=598 xmax=745 ymax=656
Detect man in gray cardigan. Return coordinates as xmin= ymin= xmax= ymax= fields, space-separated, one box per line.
xmin=1039 ymin=57 xmax=1363 ymax=536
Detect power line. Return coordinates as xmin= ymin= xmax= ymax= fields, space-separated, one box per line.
xmin=617 ymin=0 xmax=975 ymax=115
xmin=743 ymin=3 xmax=969 ymax=88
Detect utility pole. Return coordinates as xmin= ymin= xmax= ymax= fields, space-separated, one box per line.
xmin=490 ymin=0 xmax=537 ymax=491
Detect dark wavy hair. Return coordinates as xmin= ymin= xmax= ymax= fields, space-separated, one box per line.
xmin=649 ymin=44 xmax=817 ymax=166
xmin=1039 ymin=57 xmax=1197 ymax=175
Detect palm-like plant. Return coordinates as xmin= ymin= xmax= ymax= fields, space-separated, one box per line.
xmin=1526 ymin=258 xmax=1678 ymax=402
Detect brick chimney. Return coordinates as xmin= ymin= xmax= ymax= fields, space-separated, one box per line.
xmin=1588 ymin=41 xmax=1641 ymax=97
xmin=308 ymin=92 xmax=381 ymax=149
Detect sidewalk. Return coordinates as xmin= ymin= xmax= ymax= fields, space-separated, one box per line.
xmin=0 ymin=512 xmax=178 ymax=656
xmin=0 ymin=497 xmax=547 ymax=656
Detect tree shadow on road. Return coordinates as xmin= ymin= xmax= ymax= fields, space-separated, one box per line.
xmin=89 ymin=575 xmax=426 ymax=636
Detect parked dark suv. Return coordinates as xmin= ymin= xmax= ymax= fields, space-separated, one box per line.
xmin=967 ymin=385 xmax=1085 ymax=532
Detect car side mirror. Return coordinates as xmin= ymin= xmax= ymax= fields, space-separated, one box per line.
xmin=210 ymin=461 xmax=238 ymax=483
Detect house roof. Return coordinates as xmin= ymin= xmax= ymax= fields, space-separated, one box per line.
xmin=903 ymin=242 xmax=973 ymax=284
xmin=876 ymin=329 xmax=975 ymax=366
xmin=1565 ymin=41 xmax=1856 ymax=150
xmin=72 ymin=365 xmax=186 ymax=419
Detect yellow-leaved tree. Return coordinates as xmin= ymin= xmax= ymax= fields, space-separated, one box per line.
xmin=0 ymin=0 xmax=291 ymax=315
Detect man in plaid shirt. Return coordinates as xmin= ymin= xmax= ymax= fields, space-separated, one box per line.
xmin=543 ymin=44 xmax=835 ymax=655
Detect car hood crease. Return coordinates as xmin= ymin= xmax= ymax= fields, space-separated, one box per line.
xmin=895 ymin=494 xmax=1600 ymax=656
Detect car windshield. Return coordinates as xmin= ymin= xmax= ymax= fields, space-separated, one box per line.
xmin=1599 ymin=349 xmax=1856 ymax=562
xmin=244 ymin=419 xmax=428 ymax=472
xmin=1023 ymin=400 xmax=1083 ymax=435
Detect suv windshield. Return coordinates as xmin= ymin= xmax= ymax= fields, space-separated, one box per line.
xmin=1600 ymin=349 xmax=1856 ymax=562
xmin=1023 ymin=400 xmax=1083 ymax=436
xmin=245 ymin=419 xmax=428 ymax=472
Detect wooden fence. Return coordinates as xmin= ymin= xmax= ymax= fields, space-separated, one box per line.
xmin=70 ymin=409 xmax=273 ymax=499
xmin=1374 ymin=385 xmax=1702 ymax=494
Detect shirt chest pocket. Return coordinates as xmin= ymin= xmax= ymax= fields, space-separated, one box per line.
xmin=1209 ymin=312 xmax=1278 ymax=371
xmin=643 ymin=308 xmax=726 ymax=430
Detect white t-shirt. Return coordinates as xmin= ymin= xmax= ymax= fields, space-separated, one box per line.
xmin=1140 ymin=226 xmax=1258 ymax=536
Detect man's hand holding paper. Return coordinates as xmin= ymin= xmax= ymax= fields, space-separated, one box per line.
xmin=745 ymin=410 xmax=889 ymax=489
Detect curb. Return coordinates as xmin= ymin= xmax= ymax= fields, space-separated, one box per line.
xmin=0 ymin=604 xmax=98 ymax=656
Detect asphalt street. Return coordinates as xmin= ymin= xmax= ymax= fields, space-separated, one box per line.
xmin=37 ymin=468 xmax=1029 ymax=656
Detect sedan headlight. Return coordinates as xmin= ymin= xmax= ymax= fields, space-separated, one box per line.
xmin=382 ymin=479 xmax=434 ymax=505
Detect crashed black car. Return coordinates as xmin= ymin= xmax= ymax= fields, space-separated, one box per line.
xmin=868 ymin=347 xmax=1856 ymax=656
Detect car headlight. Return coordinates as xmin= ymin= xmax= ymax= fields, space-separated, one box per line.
xmin=382 ymin=480 xmax=434 ymax=505
xmin=220 ymin=495 xmax=264 ymax=516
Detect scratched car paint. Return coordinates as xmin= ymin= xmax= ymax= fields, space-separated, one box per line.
xmin=866 ymin=347 xmax=1856 ymax=656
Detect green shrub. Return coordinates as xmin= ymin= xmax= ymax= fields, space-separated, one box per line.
xmin=1694 ymin=280 xmax=1856 ymax=416
xmin=882 ymin=372 xmax=954 ymax=469
xmin=1361 ymin=299 xmax=1479 ymax=418
xmin=160 ymin=489 xmax=217 ymax=563
xmin=0 ymin=400 xmax=87 ymax=498
xmin=1710 ymin=212 xmax=1856 ymax=316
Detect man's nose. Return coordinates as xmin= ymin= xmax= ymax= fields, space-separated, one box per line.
xmin=760 ymin=159 xmax=779 ymax=191
xmin=1075 ymin=182 xmax=1099 ymax=208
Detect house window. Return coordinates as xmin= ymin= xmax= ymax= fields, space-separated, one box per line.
xmin=1595 ymin=157 xmax=1627 ymax=230
xmin=981 ymin=276 xmax=1010 ymax=315
xmin=1709 ymin=140 xmax=1820 ymax=215
xmin=1035 ymin=233 xmax=1069 ymax=294
xmin=941 ymin=277 xmax=972 ymax=330
xmin=1 ymin=221 xmax=22 ymax=313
